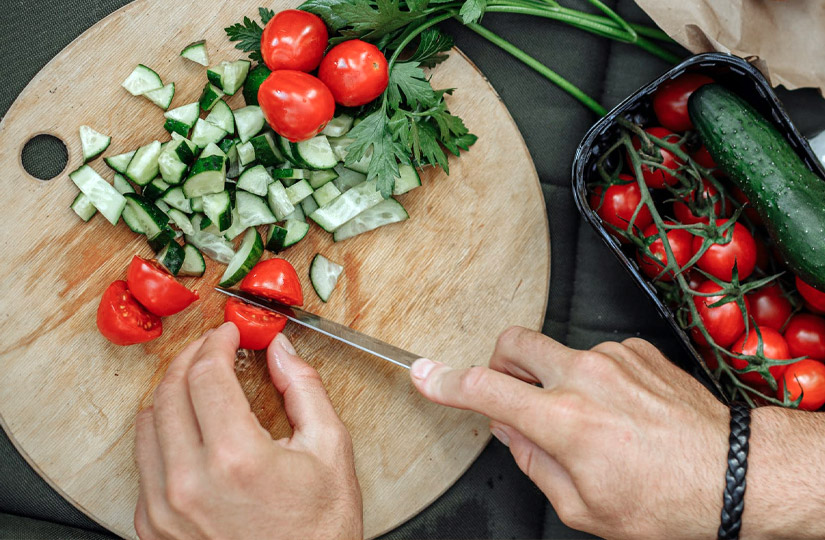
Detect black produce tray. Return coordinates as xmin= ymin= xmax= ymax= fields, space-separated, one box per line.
xmin=571 ymin=53 xmax=825 ymax=402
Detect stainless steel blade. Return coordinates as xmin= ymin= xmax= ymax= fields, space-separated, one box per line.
xmin=216 ymin=287 xmax=420 ymax=369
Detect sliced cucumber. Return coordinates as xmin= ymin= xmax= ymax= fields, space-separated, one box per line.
xmin=122 ymin=64 xmax=163 ymax=96
xmin=79 ymin=126 xmax=111 ymax=162
xmin=271 ymin=167 xmax=308 ymax=180
xmin=221 ymin=60 xmax=251 ymax=96
xmin=236 ymin=141 xmax=257 ymax=166
xmin=282 ymin=219 xmax=310 ymax=248
xmin=158 ymin=241 xmax=185 ymax=275
xmin=301 ymin=195 xmax=319 ymax=216
xmin=190 ymin=196 xmax=204 ymax=213
xmin=104 ymin=150 xmax=135 ymax=174
xmin=249 ymin=132 xmax=283 ymax=166
xmin=237 ymin=164 xmax=272 ymax=196
xmin=180 ymin=40 xmax=209 ymax=66
xmin=186 ymin=215 xmax=235 ymax=264
xmin=333 ymin=197 xmax=408 ymax=242
xmin=278 ymin=134 xmax=299 ymax=165
xmin=236 ymin=191 xmax=277 ymax=227
xmin=158 ymin=147 xmax=189 ymax=185
xmin=126 ymin=140 xmax=162 ymax=186
xmin=285 ymin=179 xmax=313 ymax=205
xmin=167 ymin=208 xmax=195 ymax=235
xmin=283 ymin=204 xmax=306 ymax=223
xmin=113 ymin=173 xmax=135 ymax=195
xmin=205 ymin=99 xmax=235 ymax=134
xmin=200 ymin=141 xmax=226 ymax=159
xmin=309 ymin=169 xmax=338 ymax=189
xmin=392 ymin=164 xmax=421 ymax=195
xmin=309 ymin=180 xmax=383 ymax=232
xmin=219 ymin=228 xmax=264 ymax=287
xmin=267 ymin=181 xmax=295 ymax=221
xmin=220 ymin=207 xmax=246 ymax=241
xmin=148 ymin=227 xmax=176 ymax=252
xmin=179 ymin=244 xmax=206 ymax=276
xmin=154 ymin=199 xmax=172 ymax=215
xmin=70 ymin=192 xmax=97 ymax=221
xmin=294 ymin=136 xmax=337 ymax=169
xmin=160 ymin=186 xmax=191 ymax=213
xmin=321 ymin=114 xmax=354 ymax=138
xmin=265 ymin=223 xmax=288 ymax=251
xmin=164 ymin=102 xmax=199 ymax=136
xmin=199 ymin=82 xmax=224 ymax=111
xmin=144 ymin=82 xmax=175 ymax=110
xmin=183 ymin=155 xmax=226 ymax=198
xmin=143 ymin=177 xmax=170 ymax=200
xmin=310 ymin=254 xmax=344 ymax=302
xmin=122 ymin=193 xmax=168 ymax=237
xmin=234 ymin=106 xmax=265 ymax=143
xmin=202 ymin=190 xmax=232 ymax=232
xmin=328 ymin=136 xmax=353 ymax=162
xmin=313 ymin=182 xmax=341 ymax=208
xmin=69 ymin=165 xmax=127 ymax=225
xmin=332 ymin=164 xmax=367 ymax=193
xmin=191 ymin=118 xmax=228 ymax=149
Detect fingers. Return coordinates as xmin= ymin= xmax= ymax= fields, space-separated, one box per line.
xmin=134 ymin=408 xmax=165 ymax=508
xmin=489 ymin=326 xmax=579 ymax=387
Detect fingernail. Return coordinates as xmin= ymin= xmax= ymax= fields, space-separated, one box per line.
xmin=411 ymin=358 xmax=438 ymax=380
xmin=490 ymin=426 xmax=510 ymax=447
xmin=274 ymin=333 xmax=296 ymax=355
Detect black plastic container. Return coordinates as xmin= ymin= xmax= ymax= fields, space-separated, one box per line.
xmin=571 ymin=53 xmax=825 ymax=401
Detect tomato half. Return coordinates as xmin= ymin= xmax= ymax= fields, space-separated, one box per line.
xmin=261 ymin=10 xmax=328 ymax=72
xmin=97 ymin=280 xmax=162 ymax=346
xmin=784 ymin=314 xmax=825 ymax=362
xmin=673 ymin=179 xmax=724 ymax=225
xmin=240 ymin=258 xmax=303 ymax=306
xmin=589 ymin=174 xmax=652 ymax=241
xmin=224 ymin=298 xmax=287 ymax=350
xmin=636 ymin=222 xmax=694 ymax=281
xmin=728 ymin=326 xmax=790 ymax=386
xmin=796 ymin=276 xmax=825 ymax=314
xmin=628 ymin=127 xmax=684 ymax=189
xmin=258 ymin=70 xmax=336 ymax=142
xmin=747 ymin=284 xmax=792 ymax=332
xmin=652 ymin=73 xmax=714 ymax=132
xmin=126 ymin=256 xmax=199 ymax=317
xmin=691 ymin=280 xmax=749 ymax=348
xmin=777 ymin=359 xmax=825 ymax=411
xmin=693 ymin=219 xmax=756 ymax=282
xmin=318 ymin=40 xmax=389 ymax=107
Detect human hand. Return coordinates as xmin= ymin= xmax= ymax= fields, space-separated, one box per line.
xmin=134 ymin=323 xmax=362 ymax=540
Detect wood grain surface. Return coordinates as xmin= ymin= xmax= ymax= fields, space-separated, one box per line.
xmin=0 ymin=0 xmax=550 ymax=537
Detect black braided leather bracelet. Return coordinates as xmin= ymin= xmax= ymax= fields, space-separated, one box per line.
xmin=717 ymin=402 xmax=751 ymax=540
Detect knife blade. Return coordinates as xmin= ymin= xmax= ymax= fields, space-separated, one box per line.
xmin=215 ymin=287 xmax=421 ymax=369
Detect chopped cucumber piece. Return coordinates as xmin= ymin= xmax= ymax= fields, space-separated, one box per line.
xmin=158 ymin=148 xmax=189 ymax=185
xmin=190 ymin=196 xmax=204 ymax=213
xmin=180 ymin=40 xmax=209 ymax=66
xmin=79 ymin=126 xmax=110 ymax=162
xmin=249 ymin=132 xmax=283 ymax=166
xmin=236 ymin=141 xmax=256 ymax=166
xmin=393 ymin=164 xmax=421 ymax=195
xmin=267 ymin=181 xmax=295 ymax=221
xmin=205 ymin=99 xmax=235 ymax=133
xmin=104 ymin=150 xmax=135 ymax=174
xmin=237 ymin=191 xmax=277 ymax=227
xmin=328 ymin=136 xmax=352 ymax=162
xmin=219 ymin=228 xmax=263 ymax=287
xmin=309 ymin=180 xmax=383 ymax=232
xmin=237 ymin=164 xmax=272 ymax=196
xmin=186 ymin=215 xmax=235 ymax=264
xmin=200 ymin=141 xmax=226 ymax=159
xmin=143 ymin=177 xmax=170 ymax=200
xmin=219 ymin=60 xmax=250 ymax=96
xmin=179 ymin=244 xmax=206 ymax=276
xmin=206 ymin=63 xmax=225 ymax=88
xmin=199 ymin=82 xmax=224 ymax=111
xmin=243 ymin=63 xmax=271 ymax=105
xmin=126 ymin=140 xmax=162 ymax=186
xmin=278 ymin=134 xmax=300 ymax=165
xmin=294 ymin=136 xmax=337 ymax=169
xmin=70 ymin=192 xmax=97 ymax=221
xmin=282 ymin=219 xmax=310 ymax=248
xmin=202 ymin=190 xmax=232 ymax=231
xmin=122 ymin=193 xmax=168 ymax=237
xmin=234 ymin=106 xmax=265 ymax=143
xmin=283 ymin=204 xmax=306 ymax=223
xmin=309 ymin=254 xmax=344 ymax=302
xmin=143 ymin=82 xmax=175 ymax=110
xmin=265 ymin=223 xmax=288 ymax=251
xmin=313 ymin=182 xmax=341 ymax=208
xmin=321 ymin=114 xmax=354 ymax=138
xmin=285 ymin=179 xmax=313 ymax=205
xmin=164 ymin=119 xmax=190 ymax=137
xmin=164 ymin=102 xmax=199 ymax=136
xmin=191 ymin=118 xmax=228 ymax=149
xmin=221 ymin=207 xmax=247 ymax=241
xmin=332 ymin=164 xmax=367 ymax=193
xmin=301 ymin=196 xmax=319 ymax=216
xmin=154 ymin=199 xmax=171 ymax=215
xmin=183 ymin=155 xmax=226 ymax=198
xmin=113 ymin=173 xmax=135 ymax=195
xmin=148 ymin=227 xmax=176 ymax=252
xmin=69 ymin=165 xmax=127 ymax=225
xmin=309 ymin=169 xmax=338 ymax=189
xmin=345 ymin=148 xmax=372 ymax=174
xmin=122 ymin=64 xmax=163 ymax=96
xmin=271 ymin=167 xmax=308 ymax=180
xmin=333 ymin=197 xmax=408 ymax=242
xmin=160 ymin=186 xmax=192 ymax=213
xmin=167 ymin=208 xmax=195 ymax=235
xmin=158 ymin=241 xmax=185 ymax=275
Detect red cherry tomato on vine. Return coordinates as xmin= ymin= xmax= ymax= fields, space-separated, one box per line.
xmin=673 ymin=179 xmax=724 ymax=225
xmin=728 ymin=326 xmax=790 ymax=386
xmin=260 ymin=10 xmax=328 ymax=72
xmin=784 ymin=314 xmax=825 ymax=362
xmin=224 ymin=298 xmax=287 ymax=350
xmin=747 ymin=284 xmax=792 ymax=332
xmin=258 ymin=70 xmax=335 ymax=142
xmin=636 ymin=221 xmax=694 ymax=282
xmin=692 ymin=219 xmax=757 ymax=282
xmin=690 ymin=145 xmax=717 ymax=170
xmin=126 ymin=256 xmax=198 ymax=317
xmin=796 ymin=276 xmax=825 ymax=314
xmin=318 ymin=40 xmax=389 ymax=107
xmin=589 ymin=174 xmax=652 ymax=241
xmin=652 ymin=73 xmax=714 ymax=132
xmin=97 ymin=280 xmax=162 ymax=346
xmin=777 ymin=359 xmax=825 ymax=411
xmin=728 ymin=186 xmax=762 ymax=226
xmin=628 ymin=127 xmax=684 ymax=189
xmin=691 ymin=280 xmax=749 ymax=348
xmin=240 ymin=258 xmax=304 ymax=306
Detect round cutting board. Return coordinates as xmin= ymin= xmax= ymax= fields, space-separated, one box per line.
xmin=0 ymin=1 xmax=549 ymax=538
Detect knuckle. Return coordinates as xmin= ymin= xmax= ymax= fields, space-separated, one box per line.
xmin=497 ymin=325 xmax=530 ymax=351
xmin=555 ymin=501 xmax=588 ymax=532
xmin=588 ymin=340 xmax=625 ymax=357
xmin=551 ymin=391 xmax=584 ymax=424
xmin=164 ymin=469 xmax=199 ymax=514
xmin=210 ymin=443 xmax=253 ymax=479
xmin=143 ymin=499 xmax=173 ymax=538
xmin=187 ymin=355 xmax=224 ymax=384
xmin=574 ymin=351 xmax=621 ymax=381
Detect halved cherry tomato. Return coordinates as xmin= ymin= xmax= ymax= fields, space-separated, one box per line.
xmin=636 ymin=221 xmax=694 ymax=281
xmin=692 ymin=219 xmax=757 ymax=282
xmin=258 ymin=70 xmax=335 ymax=142
xmin=589 ymin=174 xmax=652 ymax=241
xmin=224 ymin=298 xmax=286 ymax=350
xmin=728 ymin=326 xmax=790 ymax=386
xmin=651 ymin=73 xmax=714 ymax=132
xmin=261 ymin=10 xmax=328 ymax=72
xmin=126 ymin=256 xmax=198 ymax=317
xmin=796 ymin=276 xmax=825 ymax=314
xmin=240 ymin=258 xmax=303 ymax=306
xmin=318 ymin=39 xmax=389 ymax=107
xmin=747 ymin=284 xmax=792 ymax=331
xmin=777 ymin=359 xmax=825 ymax=411
xmin=628 ymin=127 xmax=684 ymax=189
xmin=691 ymin=280 xmax=749 ymax=348
xmin=97 ymin=280 xmax=162 ymax=346
xmin=673 ymin=179 xmax=724 ymax=225
xmin=784 ymin=314 xmax=825 ymax=362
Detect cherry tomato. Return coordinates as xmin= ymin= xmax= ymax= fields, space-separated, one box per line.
xmin=636 ymin=222 xmax=694 ymax=281
xmin=318 ymin=40 xmax=389 ymax=107
xmin=796 ymin=276 xmax=825 ymax=314
xmin=97 ymin=280 xmax=162 ymax=346
xmin=755 ymin=238 xmax=770 ymax=272
xmin=691 ymin=280 xmax=749 ymax=348
xmin=126 ymin=256 xmax=198 ymax=317
xmin=258 ymin=70 xmax=335 ymax=142
xmin=652 ymin=73 xmax=714 ymax=132
xmin=784 ymin=314 xmax=825 ymax=362
xmin=690 ymin=145 xmax=717 ymax=170
xmin=699 ymin=347 xmax=719 ymax=371
xmin=687 ymin=270 xmax=704 ymax=292
xmin=240 ymin=258 xmax=303 ymax=306
xmin=692 ymin=219 xmax=756 ymax=282
xmin=747 ymin=284 xmax=792 ymax=331
xmin=777 ymin=359 xmax=825 ymax=411
xmin=589 ymin=174 xmax=652 ymax=241
xmin=224 ymin=298 xmax=287 ymax=350
xmin=628 ymin=127 xmax=684 ymax=189
xmin=260 ymin=10 xmax=328 ymax=72
xmin=728 ymin=185 xmax=762 ymax=226
xmin=673 ymin=179 xmax=724 ymax=225
xmin=728 ymin=326 xmax=790 ymax=386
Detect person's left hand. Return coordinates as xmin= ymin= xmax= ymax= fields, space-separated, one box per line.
xmin=133 ymin=322 xmax=362 ymax=540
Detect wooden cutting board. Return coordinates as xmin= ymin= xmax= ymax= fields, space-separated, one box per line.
xmin=0 ymin=1 xmax=549 ymax=538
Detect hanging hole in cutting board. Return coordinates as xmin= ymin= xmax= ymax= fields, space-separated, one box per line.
xmin=21 ymin=134 xmax=68 ymax=181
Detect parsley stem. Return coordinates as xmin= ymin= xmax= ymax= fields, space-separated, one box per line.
xmin=464 ymin=22 xmax=607 ymax=116
xmin=485 ymin=5 xmax=635 ymax=42
xmin=388 ymin=12 xmax=457 ymax=71
xmin=584 ymin=0 xmax=637 ymax=42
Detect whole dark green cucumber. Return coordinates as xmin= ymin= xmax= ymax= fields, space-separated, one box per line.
xmin=689 ymin=83 xmax=825 ymax=289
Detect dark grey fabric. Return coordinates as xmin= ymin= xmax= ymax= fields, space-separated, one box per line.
xmin=3 ymin=1 xmax=825 ymax=539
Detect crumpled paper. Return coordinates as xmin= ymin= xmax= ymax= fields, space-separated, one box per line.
xmin=633 ymin=0 xmax=825 ymax=93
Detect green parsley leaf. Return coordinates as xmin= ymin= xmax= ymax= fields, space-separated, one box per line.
xmin=259 ymin=7 xmax=275 ymax=23
xmin=298 ymin=0 xmax=350 ymax=32
xmin=459 ymin=0 xmax=487 ymax=24
xmin=344 ymin=109 xmax=409 ymax=198
xmin=332 ymin=0 xmax=423 ymax=42
xmin=443 ymin=133 xmax=478 ymax=156
xmin=387 ymin=62 xmax=437 ymax=109
xmin=225 ymin=16 xmax=265 ymax=61
xmin=408 ymin=28 xmax=454 ymax=68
